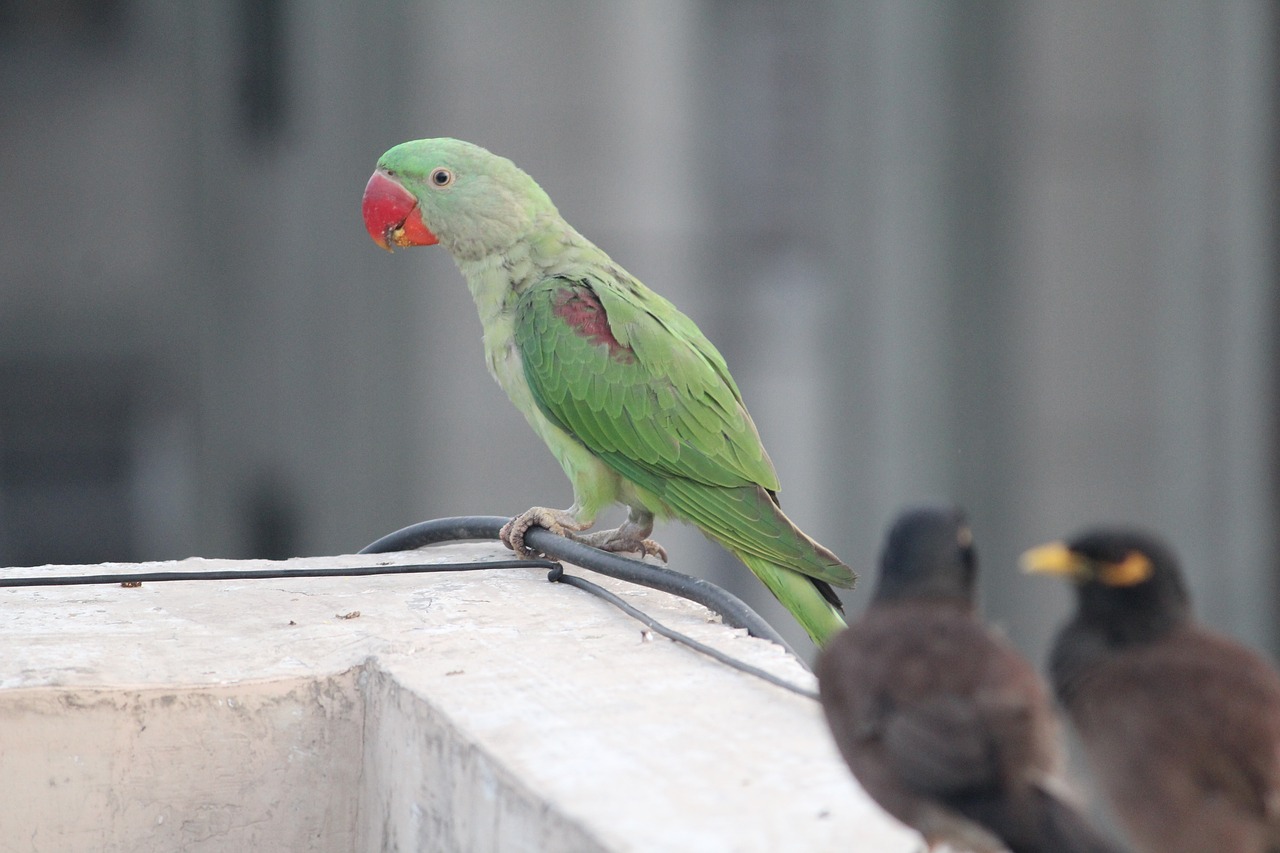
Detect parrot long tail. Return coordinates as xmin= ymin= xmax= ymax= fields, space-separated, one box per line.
xmin=736 ymin=552 xmax=848 ymax=647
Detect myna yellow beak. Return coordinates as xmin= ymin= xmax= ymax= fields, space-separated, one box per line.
xmin=1020 ymin=541 xmax=1087 ymax=577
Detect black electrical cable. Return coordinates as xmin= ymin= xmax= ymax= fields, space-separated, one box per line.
xmin=2 ymin=515 xmax=819 ymax=695
xmin=0 ymin=559 xmax=559 ymax=587
xmin=359 ymin=515 xmax=802 ymax=658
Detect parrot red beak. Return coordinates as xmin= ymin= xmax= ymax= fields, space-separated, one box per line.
xmin=362 ymin=170 xmax=439 ymax=251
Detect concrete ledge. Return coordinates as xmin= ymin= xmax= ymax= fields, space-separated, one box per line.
xmin=1 ymin=544 xmax=916 ymax=851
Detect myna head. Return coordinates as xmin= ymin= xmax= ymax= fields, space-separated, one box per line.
xmin=1022 ymin=528 xmax=1192 ymax=646
xmin=872 ymin=505 xmax=977 ymax=605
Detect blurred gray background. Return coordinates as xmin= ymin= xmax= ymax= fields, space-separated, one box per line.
xmin=0 ymin=1 xmax=1274 ymax=663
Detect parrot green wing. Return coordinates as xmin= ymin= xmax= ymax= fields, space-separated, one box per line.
xmin=515 ymin=274 xmax=854 ymax=589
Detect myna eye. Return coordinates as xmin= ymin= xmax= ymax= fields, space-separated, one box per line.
xmin=1099 ymin=551 xmax=1154 ymax=587
xmin=431 ymin=168 xmax=454 ymax=187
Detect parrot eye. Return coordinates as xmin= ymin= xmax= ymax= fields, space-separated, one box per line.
xmin=431 ymin=168 xmax=454 ymax=187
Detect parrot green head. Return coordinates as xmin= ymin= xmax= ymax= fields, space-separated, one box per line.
xmin=361 ymin=138 xmax=558 ymax=260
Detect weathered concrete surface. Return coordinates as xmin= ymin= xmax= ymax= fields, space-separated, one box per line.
xmin=0 ymin=544 xmax=916 ymax=852
xmin=1 ymin=677 xmax=364 ymax=852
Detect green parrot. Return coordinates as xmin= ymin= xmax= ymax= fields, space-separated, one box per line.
xmin=361 ymin=138 xmax=854 ymax=645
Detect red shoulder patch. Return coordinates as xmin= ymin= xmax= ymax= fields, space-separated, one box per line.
xmin=551 ymin=286 xmax=636 ymax=363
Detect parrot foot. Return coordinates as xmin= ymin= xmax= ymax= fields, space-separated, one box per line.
xmin=500 ymin=508 xmax=668 ymax=563
xmin=500 ymin=507 xmax=588 ymax=557
xmin=574 ymin=519 xmax=668 ymax=563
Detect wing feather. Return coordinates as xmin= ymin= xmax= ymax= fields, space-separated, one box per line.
xmin=515 ymin=274 xmax=852 ymax=587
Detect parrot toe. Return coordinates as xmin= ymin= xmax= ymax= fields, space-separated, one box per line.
xmin=500 ymin=506 xmax=589 ymax=556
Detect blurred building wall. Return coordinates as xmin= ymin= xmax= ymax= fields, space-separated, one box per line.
xmin=0 ymin=1 xmax=1273 ymax=660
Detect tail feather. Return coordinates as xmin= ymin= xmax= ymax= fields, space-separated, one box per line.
xmin=737 ymin=551 xmax=847 ymax=646
xmin=812 ymin=576 xmax=846 ymax=611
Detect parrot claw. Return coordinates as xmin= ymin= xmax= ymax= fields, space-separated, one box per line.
xmin=617 ymin=537 xmax=667 ymax=563
xmin=639 ymin=539 xmax=668 ymax=563
xmin=500 ymin=507 xmax=588 ymax=557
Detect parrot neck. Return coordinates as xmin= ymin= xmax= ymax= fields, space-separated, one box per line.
xmin=455 ymin=240 xmax=539 ymax=331
xmin=454 ymin=217 xmax=597 ymax=330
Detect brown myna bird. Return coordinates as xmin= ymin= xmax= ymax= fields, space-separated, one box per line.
xmin=1024 ymin=529 xmax=1280 ymax=853
xmin=817 ymin=506 xmax=1123 ymax=853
